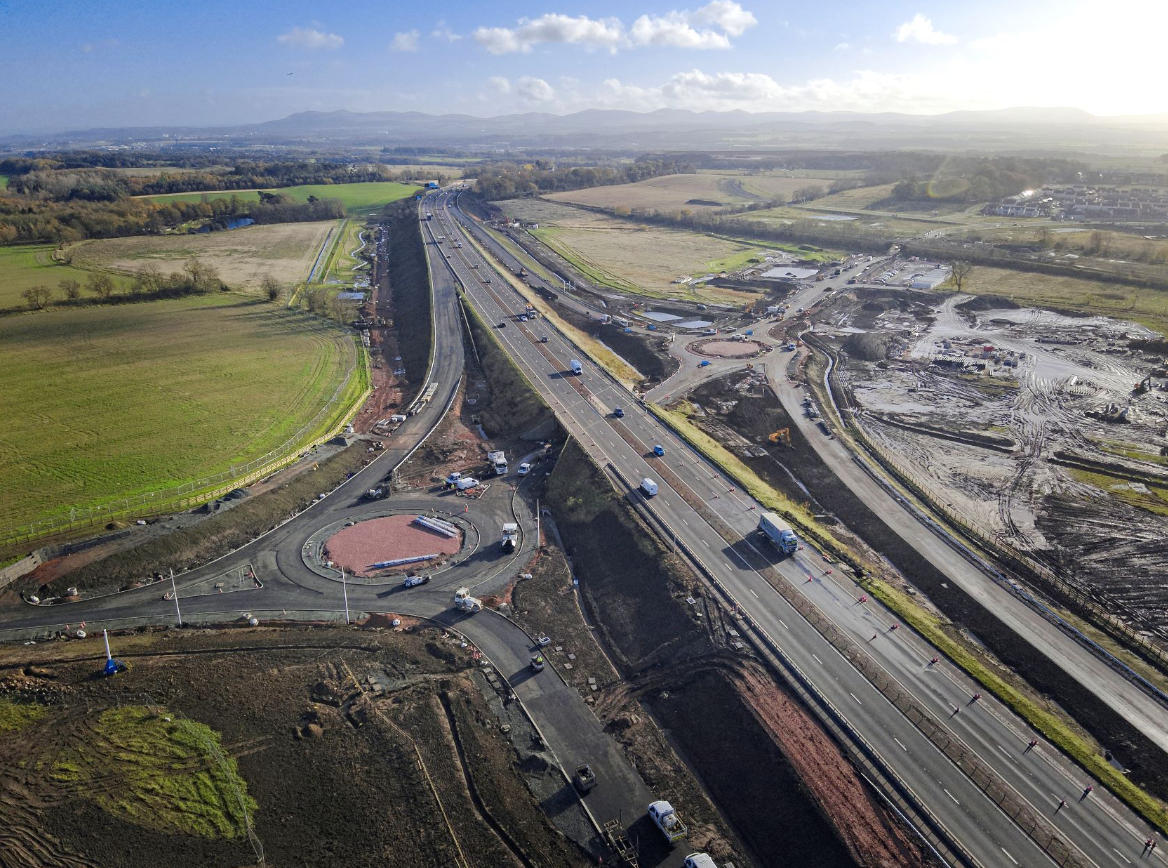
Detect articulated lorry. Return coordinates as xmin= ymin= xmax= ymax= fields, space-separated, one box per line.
xmin=757 ymin=511 xmax=799 ymax=555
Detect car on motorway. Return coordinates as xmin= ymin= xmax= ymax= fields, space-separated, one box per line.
xmin=519 ymin=314 xmax=528 ymax=322
xmin=539 ymin=335 xmax=548 ymax=343
xmin=652 ymin=444 xmax=665 ymax=456
xmin=403 ymin=575 xmax=430 ymax=589
xmin=613 ymin=407 xmax=625 ymax=418
xmin=699 ymin=360 xmax=710 ymax=367
xmin=517 ymin=462 xmax=532 ymax=475
xmin=497 ymin=321 xmax=507 ymax=328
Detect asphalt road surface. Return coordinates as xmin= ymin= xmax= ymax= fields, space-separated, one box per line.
xmin=436 ymin=190 xmax=1166 ymax=868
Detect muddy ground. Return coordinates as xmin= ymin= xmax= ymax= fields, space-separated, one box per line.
xmin=686 ymin=371 xmax=1168 ymax=799
xmin=0 ymin=625 xmax=590 ymax=868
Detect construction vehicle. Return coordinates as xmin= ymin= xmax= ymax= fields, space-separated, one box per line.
xmin=1136 ymin=375 xmax=1153 ymax=394
xmin=573 ymin=764 xmax=597 ymax=793
xmin=758 ymin=511 xmax=799 ymax=555
xmin=501 ymin=522 xmax=519 ymax=552
xmin=603 ymin=820 xmax=639 ymax=867
xmin=648 ymin=800 xmax=688 ymax=845
xmin=487 ymin=450 xmax=508 ymax=475
xmin=453 ymin=587 xmax=482 ymax=613
xmin=530 ymin=653 xmax=545 ymax=672
xmin=768 ymin=428 xmax=791 ymax=447
xmin=363 ymin=487 xmax=386 ymax=500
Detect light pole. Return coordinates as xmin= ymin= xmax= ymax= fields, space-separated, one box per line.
xmin=341 ymin=567 xmax=350 ymax=625
xmin=169 ymin=569 xmax=182 ymax=627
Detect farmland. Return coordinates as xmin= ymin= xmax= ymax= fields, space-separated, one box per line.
xmin=500 ymin=199 xmax=771 ymax=302
xmin=0 ymin=244 xmax=131 ymax=310
xmin=68 ymin=220 xmax=336 ymax=292
xmin=140 ymin=180 xmax=419 ymax=214
xmin=0 ymin=295 xmax=360 ymax=531
xmin=545 ymin=172 xmax=836 ymax=212
xmin=953 ymin=265 xmax=1168 ymax=335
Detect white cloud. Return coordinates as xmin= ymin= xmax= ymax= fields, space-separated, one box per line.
xmin=474 ymin=14 xmax=625 ymax=54
xmin=390 ymin=30 xmax=420 ymax=52
xmin=834 ymin=42 xmax=851 ymax=51
xmin=488 ymin=76 xmax=511 ymax=94
xmin=473 ymin=2 xmax=756 ymax=54
xmin=895 ymin=14 xmax=956 ymax=45
xmin=517 ymin=76 xmax=556 ymax=102
xmin=277 ymin=26 xmax=344 ymax=50
xmin=431 ymin=21 xmax=461 ymax=42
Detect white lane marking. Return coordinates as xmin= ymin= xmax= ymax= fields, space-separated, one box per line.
xmin=1001 ymin=848 xmax=1018 ymax=865
xmin=849 ymin=692 xmax=862 ymax=705
xmin=701 ymin=539 xmax=709 ymax=547
xmin=944 ymin=789 xmax=959 ymax=805
xmin=1113 ymin=849 xmax=1132 ymax=864
xmin=682 ymin=518 xmax=689 ymax=525
xmin=779 ymin=619 xmax=788 ymax=629
xmin=893 ymin=737 xmax=907 ymax=751
xmin=812 ymin=653 xmax=823 ymax=664
xmin=749 ymin=588 xmax=759 ymax=598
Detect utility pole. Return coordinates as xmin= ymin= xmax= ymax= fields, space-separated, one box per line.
xmin=341 ymin=567 xmax=350 ymax=625
xmin=169 ymin=569 xmax=182 ymax=627
xmin=535 ymin=499 xmax=540 ymax=549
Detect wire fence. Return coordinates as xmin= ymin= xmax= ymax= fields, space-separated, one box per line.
xmin=0 ymin=338 xmax=369 ymax=551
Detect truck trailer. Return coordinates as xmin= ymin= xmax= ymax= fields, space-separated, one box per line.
xmin=757 ymin=511 xmax=799 ymax=555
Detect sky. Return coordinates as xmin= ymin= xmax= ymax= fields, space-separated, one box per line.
xmin=2 ymin=0 xmax=1167 ymax=133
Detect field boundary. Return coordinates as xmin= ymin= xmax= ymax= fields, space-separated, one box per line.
xmin=0 ymin=331 xmax=370 ymax=552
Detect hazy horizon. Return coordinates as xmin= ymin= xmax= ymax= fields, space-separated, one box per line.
xmin=4 ymin=0 xmax=1167 ymax=136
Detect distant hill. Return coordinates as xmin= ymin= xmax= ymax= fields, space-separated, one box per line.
xmin=5 ymin=106 xmax=1168 ymax=153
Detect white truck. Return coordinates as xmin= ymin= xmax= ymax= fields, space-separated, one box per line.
xmin=453 ymin=587 xmax=482 ymax=613
xmin=639 ymin=478 xmax=659 ymax=498
xmin=758 ymin=511 xmax=799 ymax=555
xmin=569 ymin=360 xmax=583 ymax=375
xmin=487 ymin=450 xmax=508 ymax=475
xmin=648 ymin=800 xmax=688 ymax=844
xmin=501 ymin=522 xmax=519 ymax=552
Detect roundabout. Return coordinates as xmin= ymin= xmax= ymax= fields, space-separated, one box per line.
xmin=325 ymin=513 xmax=463 ymax=577
xmin=688 ymin=337 xmax=770 ymax=358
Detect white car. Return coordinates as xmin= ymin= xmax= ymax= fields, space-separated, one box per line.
xmin=517 ymin=462 xmax=532 ymax=476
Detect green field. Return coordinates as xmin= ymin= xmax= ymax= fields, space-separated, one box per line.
xmin=0 ymin=244 xmax=131 ymax=310
xmin=0 ymin=175 xmax=8 ymax=189
xmin=0 ymin=295 xmax=360 ymax=530
xmin=141 ymin=181 xmax=419 ymax=214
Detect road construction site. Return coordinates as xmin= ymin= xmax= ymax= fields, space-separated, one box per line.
xmin=819 ymin=288 xmax=1168 ymax=642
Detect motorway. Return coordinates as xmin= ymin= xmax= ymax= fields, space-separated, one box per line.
xmin=0 ymin=203 xmax=675 ymax=864
xmin=436 ymin=189 xmax=1167 ymax=868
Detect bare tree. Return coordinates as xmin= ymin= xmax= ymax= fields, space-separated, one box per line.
xmin=86 ymin=273 xmax=116 ymax=299
xmin=133 ymin=262 xmax=164 ymax=296
xmin=261 ymin=274 xmax=284 ymax=303
xmin=950 ymin=260 xmax=974 ymax=292
xmin=21 ymin=285 xmax=54 ymax=310
xmin=59 ymin=278 xmax=81 ymax=300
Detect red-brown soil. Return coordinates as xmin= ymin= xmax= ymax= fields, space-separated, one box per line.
xmin=324 ymin=515 xmax=462 ymax=576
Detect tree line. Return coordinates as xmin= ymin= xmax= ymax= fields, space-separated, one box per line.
xmin=0 ymin=190 xmax=344 ymax=245
xmin=473 ymin=158 xmax=694 ymax=200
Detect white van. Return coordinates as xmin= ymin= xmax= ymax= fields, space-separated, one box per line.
xmin=639 ymin=478 xmax=659 ymax=497
xmin=684 ymin=855 xmax=717 ymax=868
xmin=569 ymin=360 xmax=583 ymax=375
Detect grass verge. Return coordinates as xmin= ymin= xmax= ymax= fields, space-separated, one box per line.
xmin=648 ymin=401 xmax=1168 ymax=834
xmin=0 ymin=698 xmax=46 ymax=732
xmin=459 ymin=219 xmax=645 ymax=389
xmin=51 ymin=705 xmax=256 ymax=839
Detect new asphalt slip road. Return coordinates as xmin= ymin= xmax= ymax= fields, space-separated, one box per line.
xmin=433 ymin=190 xmax=1167 ymax=868
xmin=0 ymin=190 xmax=1161 ymax=868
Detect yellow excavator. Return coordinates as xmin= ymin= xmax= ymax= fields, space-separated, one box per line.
xmin=769 ymin=428 xmax=791 ymax=447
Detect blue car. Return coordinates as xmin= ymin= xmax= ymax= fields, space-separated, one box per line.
xmin=699 ymin=360 xmax=711 ymax=367
xmin=653 ymin=444 xmax=665 ymax=456
xmin=613 ymin=407 xmax=625 ymax=418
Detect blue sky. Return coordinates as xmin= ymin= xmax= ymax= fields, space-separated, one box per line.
xmin=1 ymin=0 xmax=1165 ymax=133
